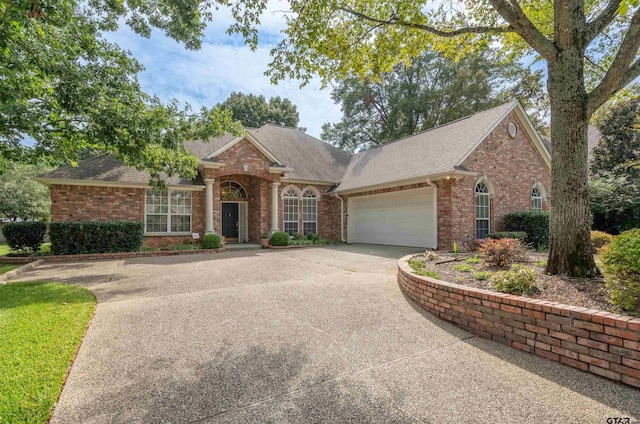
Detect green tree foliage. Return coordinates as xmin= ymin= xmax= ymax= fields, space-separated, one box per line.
xmin=218 ymin=92 xmax=300 ymax=128
xmin=0 ymin=161 xmax=51 ymax=221
xmin=591 ymin=97 xmax=640 ymax=177
xmin=321 ymin=50 xmax=547 ymax=152
xmin=589 ymin=174 xmax=640 ymax=233
xmin=590 ymin=96 xmax=640 ymax=233
xmin=1 ymin=0 xmax=243 ymax=184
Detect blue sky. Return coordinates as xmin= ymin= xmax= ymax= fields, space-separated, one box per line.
xmin=103 ymin=1 xmax=341 ymax=138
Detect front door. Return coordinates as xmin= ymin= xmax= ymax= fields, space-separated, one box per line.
xmin=222 ymin=203 xmax=239 ymax=241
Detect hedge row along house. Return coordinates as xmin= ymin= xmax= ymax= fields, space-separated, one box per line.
xmin=36 ymin=101 xmax=551 ymax=249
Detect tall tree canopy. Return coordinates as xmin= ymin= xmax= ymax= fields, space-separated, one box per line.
xmin=1 ymin=0 xmax=242 ymax=183
xmin=218 ymin=93 xmax=300 ymax=128
xmin=321 ymin=50 xmax=547 ymax=152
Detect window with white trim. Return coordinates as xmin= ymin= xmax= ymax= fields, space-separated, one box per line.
xmin=302 ymin=189 xmax=318 ymax=235
xmin=283 ymin=187 xmax=299 ymax=236
xmin=220 ymin=181 xmax=247 ymax=200
xmin=475 ymin=182 xmax=490 ymax=240
xmin=145 ymin=189 xmax=192 ymax=234
xmin=531 ymin=185 xmax=543 ymax=211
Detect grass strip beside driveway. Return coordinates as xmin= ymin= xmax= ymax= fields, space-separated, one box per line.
xmin=0 ymin=243 xmax=51 ymax=257
xmin=0 ymin=282 xmax=95 ymax=423
xmin=0 ymin=265 xmax=19 ymax=275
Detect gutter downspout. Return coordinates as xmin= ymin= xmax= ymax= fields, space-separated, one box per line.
xmin=334 ymin=193 xmax=346 ymax=242
xmin=425 ymin=178 xmax=438 ymax=250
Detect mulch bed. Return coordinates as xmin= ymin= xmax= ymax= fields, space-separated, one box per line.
xmin=412 ymin=251 xmax=616 ymax=313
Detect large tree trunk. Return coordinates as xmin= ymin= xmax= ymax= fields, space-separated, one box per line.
xmin=546 ymin=49 xmax=599 ymax=277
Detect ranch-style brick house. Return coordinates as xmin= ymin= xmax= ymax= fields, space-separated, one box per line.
xmin=36 ymin=101 xmax=551 ymax=249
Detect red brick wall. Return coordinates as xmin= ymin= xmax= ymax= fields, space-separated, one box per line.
xmin=278 ymin=183 xmax=343 ymax=241
xmin=51 ymin=185 xmax=144 ymax=222
xmin=450 ymin=111 xmax=551 ymax=246
xmin=398 ymin=257 xmax=640 ymax=388
xmin=211 ymin=139 xmax=277 ymax=180
xmin=50 ymin=184 xmax=204 ymax=248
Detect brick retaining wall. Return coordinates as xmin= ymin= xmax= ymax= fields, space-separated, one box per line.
xmin=398 ymin=255 xmax=640 ymax=388
xmin=40 ymin=248 xmax=225 ymax=262
xmin=0 ymin=249 xmax=225 ymax=265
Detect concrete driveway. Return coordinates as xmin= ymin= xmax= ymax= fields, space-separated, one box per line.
xmin=12 ymin=244 xmax=640 ymax=423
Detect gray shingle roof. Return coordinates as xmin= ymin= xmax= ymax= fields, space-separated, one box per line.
xmin=249 ymin=124 xmax=352 ymax=182
xmin=335 ymin=101 xmax=518 ymax=193
xmin=37 ymin=154 xmax=203 ymax=186
xmin=37 ymin=101 xmax=534 ymax=191
xmin=183 ymin=133 xmax=237 ymax=160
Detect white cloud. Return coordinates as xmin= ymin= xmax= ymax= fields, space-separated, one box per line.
xmin=103 ymin=3 xmax=342 ymax=138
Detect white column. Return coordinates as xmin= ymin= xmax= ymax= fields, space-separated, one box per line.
xmin=270 ymin=182 xmax=280 ymax=235
xmin=205 ymin=179 xmax=215 ymax=235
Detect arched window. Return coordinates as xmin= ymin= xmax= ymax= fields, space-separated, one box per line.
xmin=531 ymin=183 xmax=546 ymax=211
xmin=220 ymin=181 xmax=247 ymax=200
xmin=475 ymin=181 xmax=491 ymax=240
xmin=302 ymin=188 xmax=318 ymax=235
xmin=282 ymin=186 xmax=300 ymax=235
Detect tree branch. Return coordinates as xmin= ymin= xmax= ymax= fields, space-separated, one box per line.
xmin=586 ymin=0 xmax=623 ymax=43
xmin=337 ymin=6 xmax=514 ymax=37
xmin=487 ymin=0 xmax=558 ymax=60
xmin=588 ymin=9 xmax=640 ymax=115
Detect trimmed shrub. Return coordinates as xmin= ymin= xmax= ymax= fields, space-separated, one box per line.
xmin=292 ymin=232 xmax=306 ymax=241
xmin=49 ymin=221 xmax=143 ymax=255
xmin=503 ymin=211 xmax=550 ymax=249
xmin=201 ymin=234 xmax=221 ymax=249
xmin=479 ymin=238 xmax=524 ymax=268
xmin=491 ymin=265 xmax=538 ymax=296
xmin=2 ymin=221 xmax=47 ymax=253
xmin=270 ymin=231 xmax=290 ymax=246
xmin=306 ymin=232 xmax=321 ymax=242
xmin=486 ymin=231 xmax=527 ymax=243
xmin=601 ymin=228 xmax=640 ymax=313
xmin=591 ymin=230 xmax=614 ymax=249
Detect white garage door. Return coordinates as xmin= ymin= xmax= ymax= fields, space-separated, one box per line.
xmin=348 ymin=187 xmax=437 ymax=248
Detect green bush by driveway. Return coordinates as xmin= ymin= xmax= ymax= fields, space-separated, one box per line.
xmin=0 ymin=282 xmax=95 ymax=423
xmin=602 ymin=228 xmax=640 ymax=314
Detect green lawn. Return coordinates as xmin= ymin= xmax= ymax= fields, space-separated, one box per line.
xmin=0 ymin=265 xmax=19 ymax=275
xmin=0 ymin=282 xmax=95 ymax=423
xmin=0 ymin=243 xmax=51 ymax=257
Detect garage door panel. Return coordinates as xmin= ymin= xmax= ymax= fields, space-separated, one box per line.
xmin=349 ymin=188 xmax=436 ymax=248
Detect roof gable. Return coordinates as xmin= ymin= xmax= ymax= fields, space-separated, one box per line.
xmin=206 ymin=132 xmax=283 ymax=165
xmin=455 ymin=102 xmax=551 ymax=169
